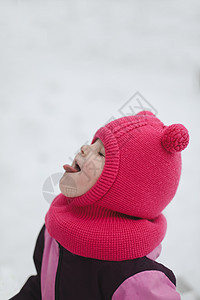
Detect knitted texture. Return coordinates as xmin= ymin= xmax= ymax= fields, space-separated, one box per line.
xmin=45 ymin=111 xmax=189 ymax=261
xmin=161 ymin=124 xmax=189 ymax=153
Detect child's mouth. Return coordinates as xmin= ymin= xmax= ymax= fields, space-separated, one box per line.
xmin=63 ymin=162 xmax=81 ymax=173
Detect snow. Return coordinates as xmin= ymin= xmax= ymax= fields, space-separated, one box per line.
xmin=0 ymin=0 xmax=200 ymax=299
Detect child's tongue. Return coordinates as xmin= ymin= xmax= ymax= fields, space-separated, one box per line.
xmin=63 ymin=164 xmax=78 ymax=173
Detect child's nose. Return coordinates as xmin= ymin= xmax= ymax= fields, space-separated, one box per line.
xmin=80 ymin=145 xmax=90 ymax=156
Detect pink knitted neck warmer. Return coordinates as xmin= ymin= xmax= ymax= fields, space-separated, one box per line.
xmin=45 ymin=111 xmax=189 ymax=261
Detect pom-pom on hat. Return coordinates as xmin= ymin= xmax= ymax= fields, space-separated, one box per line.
xmin=162 ymin=124 xmax=189 ymax=153
xmin=45 ymin=111 xmax=189 ymax=261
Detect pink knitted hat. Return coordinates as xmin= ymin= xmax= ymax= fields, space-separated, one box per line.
xmin=45 ymin=111 xmax=189 ymax=261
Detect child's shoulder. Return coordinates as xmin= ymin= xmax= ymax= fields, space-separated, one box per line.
xmin=95 ymin=256 xmax=178 ymax=299
xmin=97 ymin=255 xmax=176 ymax=285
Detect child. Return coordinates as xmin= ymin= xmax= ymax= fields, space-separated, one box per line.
xmin=10 ymin=110 xmax=189 ymax=300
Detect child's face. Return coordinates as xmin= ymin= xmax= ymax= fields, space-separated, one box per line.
xmin=59 ymin=138 xmax=105 ymax=197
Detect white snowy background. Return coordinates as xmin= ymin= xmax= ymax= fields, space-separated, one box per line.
xmin=0 ymin=0 xmax=200 ymax=299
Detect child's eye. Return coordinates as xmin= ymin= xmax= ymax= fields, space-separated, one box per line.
xmin=98 ymin=152 xmax=105 ymax=157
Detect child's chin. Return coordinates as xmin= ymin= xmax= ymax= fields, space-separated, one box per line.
xmin=59 ymin=180 xmax=78 ymax=198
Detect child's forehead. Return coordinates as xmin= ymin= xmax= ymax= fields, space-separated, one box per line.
xmin=94 ymin=138 xmax=104 ymax=147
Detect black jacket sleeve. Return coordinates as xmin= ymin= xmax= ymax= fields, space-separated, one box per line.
xmin=9 ymin=224 xmax=45 ymax=300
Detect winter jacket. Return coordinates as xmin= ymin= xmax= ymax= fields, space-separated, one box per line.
xmin=9 ymin=224 xmax=181 ymax=300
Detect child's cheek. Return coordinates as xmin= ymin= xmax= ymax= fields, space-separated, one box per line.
xmin=84 ymin=159 xmax=103 ymax=179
